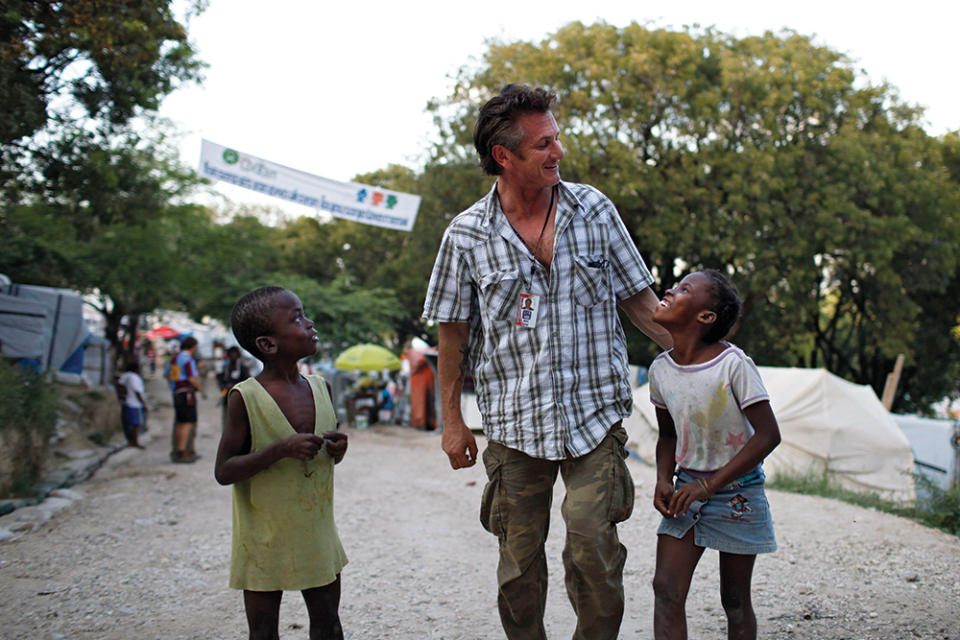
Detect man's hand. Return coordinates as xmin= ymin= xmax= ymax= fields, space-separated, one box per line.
xmin=442 ymin=419 xmax=478 ymax=470
xmin=322 ymin=431 xmax=348 ymax=463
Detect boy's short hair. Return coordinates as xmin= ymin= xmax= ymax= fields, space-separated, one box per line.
xmin=231 ymin=286 xmax=286 ymax=360
xmin=702 ymin=269 xmax=742 ymax=344
xmin=180 ymin=336 xmax=198 ymax=350
xmin=124 ymin=361 xmax=140 ymax=373
xmin=226 ymin=346 xmax=241 ymax=356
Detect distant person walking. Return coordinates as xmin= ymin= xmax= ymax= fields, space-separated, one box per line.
xmin=117 ymin=362 xmax=147 ymax=448
xmin=170 ymin=336 xmax=201 ymax=463
xmin=217 ymin=346 xmax=250 ymax=428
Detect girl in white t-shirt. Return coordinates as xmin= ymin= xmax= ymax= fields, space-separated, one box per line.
xmin=647 ymin=270 xmax=781 ymax=640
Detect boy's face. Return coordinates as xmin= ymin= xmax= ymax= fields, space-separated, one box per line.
xmin=261 ymin=290 xmax=318 ymax=360
xmin=654 ymin=272 xmax=716 ymax=326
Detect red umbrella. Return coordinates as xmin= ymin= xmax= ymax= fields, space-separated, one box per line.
xmin=146 ymin=325 xmax=180 ymax=340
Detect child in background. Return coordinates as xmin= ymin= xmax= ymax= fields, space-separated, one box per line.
xmin=217 ymin=346 xmax=250 ymax=428
xmin=214 ymin=286 xmax=348 ymax=640
xmin=117 ymin=362 xmax=147 ymax=448
xmin=648 ymin=270 xmax=781 ymax=640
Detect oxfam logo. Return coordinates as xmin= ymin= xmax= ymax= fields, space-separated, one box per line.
xmin=222 ymin=149 xmax=239 ymax=164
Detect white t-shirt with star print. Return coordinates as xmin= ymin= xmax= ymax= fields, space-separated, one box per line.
xmin=648 ymin=342 xmax=769 ymax=471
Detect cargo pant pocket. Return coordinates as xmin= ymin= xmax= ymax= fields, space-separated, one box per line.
xmin=607 ymin=424 xmax=635 ymax=523
xmin=480 ymin=446 xmax=505 ymax=536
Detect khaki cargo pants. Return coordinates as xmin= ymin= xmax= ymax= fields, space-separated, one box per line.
xmin=480 ymin=423 xmax=635 ymax=640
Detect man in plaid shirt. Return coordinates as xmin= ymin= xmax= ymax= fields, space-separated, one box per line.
xmin=422 ymin=84 xmax=672 ymax=640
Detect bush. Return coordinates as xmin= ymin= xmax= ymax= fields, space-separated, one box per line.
xmin=907 ymin=476 xmax=960 ymax=536
xmin=0 ymin=359 xmax=58 ymax=496
xmin=768 ymin=470 xmax=960 ymax=537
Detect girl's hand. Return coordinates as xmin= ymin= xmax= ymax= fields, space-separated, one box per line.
xmin=667 ymin=478 xmax=712 ymax=517
xmin=653 ymin=479 xmax=675 ymax=517
xmin=322 ymin=431 xmax=348 ymax=463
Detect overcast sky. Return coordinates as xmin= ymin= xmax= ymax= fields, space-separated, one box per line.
xmin=160 ymin=0 xmax=959 ymax=215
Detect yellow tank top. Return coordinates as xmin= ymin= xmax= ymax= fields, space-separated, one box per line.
xmin=229 ymin=374 xmax=348 ymax=591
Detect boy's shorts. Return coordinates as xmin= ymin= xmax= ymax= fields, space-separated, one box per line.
xmin=658 ymin=467 xmax=777 ymax=555
xmin=122 ymin=406 xmax=144 ymax=427
xmin=174 ymin=391 xmax=198 ymax=423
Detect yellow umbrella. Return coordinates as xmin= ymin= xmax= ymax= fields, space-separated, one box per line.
xmin=334 ymin=343 xmax=401 ymax=372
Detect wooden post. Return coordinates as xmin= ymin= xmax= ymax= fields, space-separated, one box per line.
xmin=881 ymin=354 xmax=905 ymax=411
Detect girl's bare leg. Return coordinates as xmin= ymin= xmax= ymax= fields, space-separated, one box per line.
xmin=719 ymin=552 xmax=757 ymax=640
xmin=652 ymin=530 xmax=705 ymax=640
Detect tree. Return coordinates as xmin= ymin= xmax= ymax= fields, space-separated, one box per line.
xmin=0 ymin=126 xmax=209 ymax=364
xmin=426 ymin=22 xmax=960 ymax=411
xmin=1 ymin=0 xmax=205 ymax=365
xmin=0 ymin=0 xmax=204 ymax=146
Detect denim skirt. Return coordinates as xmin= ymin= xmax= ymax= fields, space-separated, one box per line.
xmin=657 ymin=467 xmax=777 ymax=555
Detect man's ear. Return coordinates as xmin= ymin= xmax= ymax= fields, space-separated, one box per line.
xmin=491 ymin=144 xmax=511 ymax=171
xmin=255 ymin=335 xmax=276 ymax=356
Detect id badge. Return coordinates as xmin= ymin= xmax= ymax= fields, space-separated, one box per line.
xmin=516 ymin=293 xmax=540 ymax=328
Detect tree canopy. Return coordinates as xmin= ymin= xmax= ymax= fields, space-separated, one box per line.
xmin=0 ymin=0 xmax=204 ymax=145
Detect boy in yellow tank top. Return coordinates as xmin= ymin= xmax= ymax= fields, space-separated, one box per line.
xmin=215 ymin=286 xmax=349 ymax=640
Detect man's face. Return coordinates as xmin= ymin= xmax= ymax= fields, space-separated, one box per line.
xmin=501 ymin=111 xmax=564 ymax=189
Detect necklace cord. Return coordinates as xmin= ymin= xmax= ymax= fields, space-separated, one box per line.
xmin=531 ymin=184 xmax=557 ymax=259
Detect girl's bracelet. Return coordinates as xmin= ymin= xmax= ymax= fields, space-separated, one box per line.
xmin=696 ymin=477 xmax=713 ymax=498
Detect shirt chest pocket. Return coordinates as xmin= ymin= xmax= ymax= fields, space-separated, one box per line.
xmin=573 ymin=255 xmax=611 ymax=307
xmin=478 ymin=269 xmax=522 ymax=322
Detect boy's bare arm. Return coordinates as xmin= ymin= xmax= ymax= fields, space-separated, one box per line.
xmin=214 ymin=391 xmax=326 ymax=485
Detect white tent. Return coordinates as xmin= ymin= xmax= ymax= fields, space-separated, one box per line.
xmin=625 ymin=366 xmax=916 ymax=502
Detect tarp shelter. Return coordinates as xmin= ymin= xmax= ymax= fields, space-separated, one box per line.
xmin=0 ymin=293 xmax=47 ymax=360
xmin=892 ymin=414 xmax=960 ymax=491
xmin=626 ymin=366 xmax=916 ymax=502
xmin=0 ymin=281 xmax=105 ymax=384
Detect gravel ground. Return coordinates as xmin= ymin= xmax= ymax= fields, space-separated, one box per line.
xmin=1 ymin=374 xmax=959 ymax=640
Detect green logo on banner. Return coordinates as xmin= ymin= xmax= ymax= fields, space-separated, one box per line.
xmin=223 ymin=149 xmax=239 ymax=164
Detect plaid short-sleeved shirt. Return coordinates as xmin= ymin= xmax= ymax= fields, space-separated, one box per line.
xmin=422 ymin=181 xmax=654 ymax=460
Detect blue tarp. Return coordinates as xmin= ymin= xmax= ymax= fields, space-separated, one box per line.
xmin=0 ymin=282 xmax=91 ymax=374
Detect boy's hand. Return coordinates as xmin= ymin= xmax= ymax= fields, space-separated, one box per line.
xmin=283 ymin=433 xmax=327 ymax=461
xmin=653 ymin=479 xmax=675 ymax=518
xmin=322 ymin=431 xmax=348 ymax=463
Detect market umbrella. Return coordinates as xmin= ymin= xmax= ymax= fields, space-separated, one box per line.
xmin=334 ymin=343 xmax=401 ymax=372
xmin=145 ymin=325 xmax=180 ymax=340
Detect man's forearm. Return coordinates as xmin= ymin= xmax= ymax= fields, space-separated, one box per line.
xmin=437 ymin=322 xmax=470 ymax=426
xmin=620 ymin=287 xmax=673 ymax=350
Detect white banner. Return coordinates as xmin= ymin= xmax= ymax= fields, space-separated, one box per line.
xmin=198 ymin=139 xmax=421 ymax=231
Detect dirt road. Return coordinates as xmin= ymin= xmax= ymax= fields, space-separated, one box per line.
xmin=1 ymin=375 xmax=958 ymax=639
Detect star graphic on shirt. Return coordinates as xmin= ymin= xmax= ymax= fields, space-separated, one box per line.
xmin=726 ymin=431 xmax=747 ymax=449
